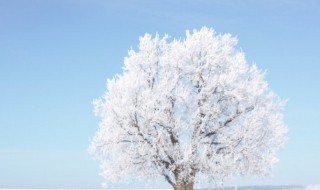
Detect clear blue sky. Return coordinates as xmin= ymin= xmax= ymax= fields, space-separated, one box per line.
xmin=0 ymin=0 xmax=319 ymax=188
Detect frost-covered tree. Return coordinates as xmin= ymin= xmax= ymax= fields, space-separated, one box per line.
xmin=89 ymin=27 xmax=287 ymax=190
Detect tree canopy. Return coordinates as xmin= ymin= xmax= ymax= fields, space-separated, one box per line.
xmin=89 ymin=27 xmax=287 ymax=190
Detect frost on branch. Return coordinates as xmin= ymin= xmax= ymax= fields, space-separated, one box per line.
xmin=89 ymin=27 xmax=287 ymax=190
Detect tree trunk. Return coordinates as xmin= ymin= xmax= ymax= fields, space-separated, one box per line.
xmin=174 ymin=181 xmax=193 ymax=190
xmin=173 ymin=166 xmax=194 ymax=190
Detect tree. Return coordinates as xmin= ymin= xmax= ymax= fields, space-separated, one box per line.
xmin=89 ymin=27 xmax=287 ymax=190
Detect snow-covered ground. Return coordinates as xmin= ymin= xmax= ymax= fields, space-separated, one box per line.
xmin=305 ymin=185 xmax=320 ymax=190
xmin=1 ymin=186 xmax=320 ymax=190
xmin=207 ymin=186 xmax=318 ymax=190
xmin=220 ymin=186 xmax=303 ymax=190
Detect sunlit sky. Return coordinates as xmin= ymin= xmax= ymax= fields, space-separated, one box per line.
xmin=0 ymin=0 xmax=319 ymax=188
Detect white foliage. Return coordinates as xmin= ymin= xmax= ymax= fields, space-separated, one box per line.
xmin=89 ymin=27 xmax=287 ymax=188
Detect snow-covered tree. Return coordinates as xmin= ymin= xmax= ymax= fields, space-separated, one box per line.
xmin=89 ymin=27 xmax=287 ymax=190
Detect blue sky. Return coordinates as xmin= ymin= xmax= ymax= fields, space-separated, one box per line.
xmin=0 ymin=0 xmax=319 ymax=188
